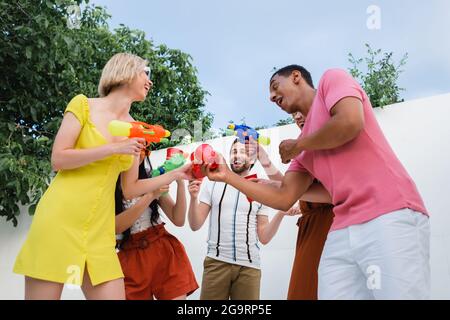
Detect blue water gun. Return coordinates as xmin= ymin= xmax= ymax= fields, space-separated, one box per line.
xmin=225 ymin=122 xmax=271 ymax=145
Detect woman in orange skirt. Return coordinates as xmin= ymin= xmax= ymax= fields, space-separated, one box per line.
xmin=115 ymin=153 xmax=198 ymax=300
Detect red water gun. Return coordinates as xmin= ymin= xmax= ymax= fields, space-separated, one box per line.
xmin=190 ymin=144 xmax=218 ymax=180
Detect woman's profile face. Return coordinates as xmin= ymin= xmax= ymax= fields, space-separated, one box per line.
xmin=129 ymin=67 xmax=153 ymax=102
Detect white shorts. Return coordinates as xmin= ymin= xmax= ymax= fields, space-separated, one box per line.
xmin=318 ymin=208 xmax=430 ymax=300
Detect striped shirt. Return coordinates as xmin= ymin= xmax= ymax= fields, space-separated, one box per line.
xmin=199 ymin=179 xmax=269 ymax=269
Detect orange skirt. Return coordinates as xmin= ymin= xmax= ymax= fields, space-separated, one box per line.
xmin=118 ymin=224 xmax=199 ymax=300
xmin=287 ymin=202 xmax=334 ymax=300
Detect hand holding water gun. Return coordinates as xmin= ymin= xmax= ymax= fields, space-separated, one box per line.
xmin=151 ymin=148 xmax=188 ymax=196
xmin=225 ymin=122 xmax=270 ymax=145
xmin=108 ymin=120 xmax=171 ymax=145
xmin=190 ymin=144 xmax=219 ymax=180
xmin=151 ymin=148 xmax=188 ymax=177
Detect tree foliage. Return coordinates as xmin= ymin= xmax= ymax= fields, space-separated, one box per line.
xmin=0 ymin=0 xmax=212 ymax=226
xmin=348 ymin=43 xmax=408 ymax=108
xmin=273 ymin=117 xmax=294 ymax=127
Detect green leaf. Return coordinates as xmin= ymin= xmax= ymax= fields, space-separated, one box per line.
xmin=30 ymin=106 xmax=38 ymax=122
xmin=25 ymin=47 xmax=32 ymax=59
xmin=63 ymin=36 xmax=74 ymax=47
xmin=7 ymin=123 xmax=16 ymax=131
xmin=28 ymin=203 xmax=37 ymax=215
xmin=37 ymin=136 xmax=50 ymax=143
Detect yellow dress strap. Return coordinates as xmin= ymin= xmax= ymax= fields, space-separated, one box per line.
xmin=64 ymin=94 xmax=88 ymax=126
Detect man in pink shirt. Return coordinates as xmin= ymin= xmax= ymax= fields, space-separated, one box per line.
xmin=204 ymin=65 xmax=430 ymax=299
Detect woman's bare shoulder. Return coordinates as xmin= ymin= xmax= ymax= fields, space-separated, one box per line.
xmin=86 ymin=97 xmax=104 ymax=107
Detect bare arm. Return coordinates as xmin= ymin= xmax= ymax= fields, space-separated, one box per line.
xmin=257 ymin=206 xmax=301 ymax=244
xmin=301 ymin=97 xmax=364 ymax=149
xmin=258 ymin=146 xmax=284 ymax=181
xmin=246 ymin=137 xmax=283 ymax=181
xmin=300 ymin=183 xmax=332 ymax=203
xmin=158 ymin=180 xmax=187 ymax=227
xmin=121 ymin=158 xmax=192 ymax=200
xmin=115 ymin=192 xmax=157 ymax=234
xmin=187 ymin=180 xmax=211 ymax=231
xmin=51 ymin=112 xmax=145 ymax=171
xmin=188 ymin=200 xmax=211 ymax=231
xmin=248 ymin=131 xmax=332 ymax=202
xmin=257 ymin=213 xmax=283 ymax=245
xmin=205 ymin=158 xmax=313 ymax=212
xmin=279 ymin=97 xmax=365 ymax=163
xmin=253 ymin=178 xmax=332 ymax=205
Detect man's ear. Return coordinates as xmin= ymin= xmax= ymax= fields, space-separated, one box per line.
xmin=292 ymin=70 xmax=302 ymax=85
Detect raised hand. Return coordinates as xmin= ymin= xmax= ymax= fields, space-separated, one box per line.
xmin=173 ymin=162 xmax=196 ymax=181
xmin=279 ymin=138 xmax=302 ymax=164
xmin=203 ymin=152 xmax=230 ymax=182
xmin=188 ymin=180 xmax=202 ymax=198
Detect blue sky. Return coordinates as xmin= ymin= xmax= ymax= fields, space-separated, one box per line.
xmin=91 ymin=0 xmax=450 ymax=129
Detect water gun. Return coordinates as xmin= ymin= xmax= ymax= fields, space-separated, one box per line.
xmin=151 ymin=148 xmax=188 ymax=177
xmin=151 ymin=148 xmax=188 ymax=196
xmin=225 ymin=122 xmax=270 ymax=145
xmin=190 ymin=144 xmax=218 ymax=180
xmin=108 ymin=120 xmax=171 ymax=145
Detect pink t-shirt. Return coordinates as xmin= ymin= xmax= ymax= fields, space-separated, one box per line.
xmin=287 ymin=69 xmax=428 ymax=231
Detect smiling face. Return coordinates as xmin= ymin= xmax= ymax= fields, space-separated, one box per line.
xmin=229 ymin=141 xmax=253 ymax=174
xmin=128 ymin=67 xmax=153 ymax=102
xmin=292 ymin=111 xmax=305 ymax=129
xmin=269 ymin=70 xmax=311 ymax=114
xmin=98 ymin=53 xmax=152 ymax=101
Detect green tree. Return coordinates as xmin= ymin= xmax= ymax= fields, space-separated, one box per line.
xmin=0 ymin=0 xmax=213 ymax=226
xmin=348 ymin=43 xmax=408 ymax=108
xmin=273 ymin=117 xmax=294 ymax=127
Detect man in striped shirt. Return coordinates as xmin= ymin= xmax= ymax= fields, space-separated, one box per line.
xmin=188 ymin=139 xmax=300 ymax=300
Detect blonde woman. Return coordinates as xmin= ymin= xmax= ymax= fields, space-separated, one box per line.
xmin=14 ymin=53 xmax=192 ymax=300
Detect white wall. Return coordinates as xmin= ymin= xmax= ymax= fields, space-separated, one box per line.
xmin=1 ymin=93 xmax=450 ymax=299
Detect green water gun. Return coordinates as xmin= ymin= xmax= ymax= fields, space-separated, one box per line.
xmin=151 ymin=148 xmax=188 ymax=196
xmin=151 ymin=147 xmax=188 ymax=177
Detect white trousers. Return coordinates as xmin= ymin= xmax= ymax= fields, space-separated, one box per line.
xmin=318 ymin=208 xmax=430 ymax=300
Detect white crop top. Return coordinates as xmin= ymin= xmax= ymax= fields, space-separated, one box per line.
xmin=122 ymin=158 xmax=163 ymax=235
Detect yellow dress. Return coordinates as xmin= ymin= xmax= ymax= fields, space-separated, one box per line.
xmin=13 ymin=94 xmax=134 ymax=286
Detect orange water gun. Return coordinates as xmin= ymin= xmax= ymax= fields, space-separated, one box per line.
xmin=108 ymin=120 xmax=171 ymax=145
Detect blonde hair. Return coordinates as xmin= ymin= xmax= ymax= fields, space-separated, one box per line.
xmin=98 ymin=53 xmax=148 ymax=97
